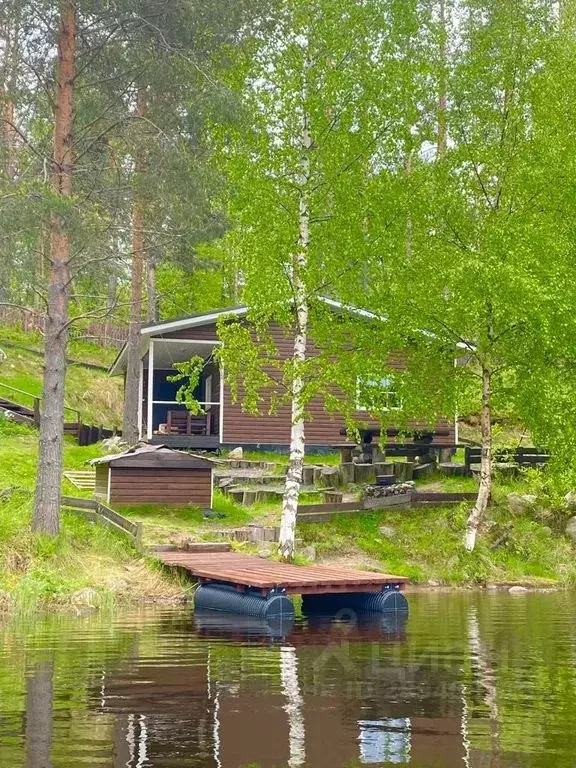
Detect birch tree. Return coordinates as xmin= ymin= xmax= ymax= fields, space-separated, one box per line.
xmin=213 ymin=0 xmax=426 ymax=560
xmin=363 ymin=0 xmax=574 ymax=550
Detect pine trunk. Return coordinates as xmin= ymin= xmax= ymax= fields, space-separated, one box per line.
xmin=25 ymin=662 xmax=54 ymax=768
xmin=278 ymin=108 xmax=311 ymax=562
xmin=147 ymin=253 xmax=157 ymax=322
xmin=0 ymin=2 xmax=19 ymax=180
xmin=32 ymin=0 xmax=76 ymax=537
xmin=465 ymin=363 xmax=492 ymax=551
xmin=103 ymin=269 xmax=117 ymax=346
xmin=122 ymin=87 xmax=146 ymax=444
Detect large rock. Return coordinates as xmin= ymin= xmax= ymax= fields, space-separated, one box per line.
xmin=227 ymin=446 xmax=243 ymax=460
xmin=379 ymin=525 xmax=396 ymax=539
xmin=72 ymin=588 xmax=99 ymax=607
xmin=565 ymin=516 xmax=576 ymax=543
xmin=565 ymin=491 xmax=576 ymax=511
xmin=299 ymin=545 xmax=316 ymax=561
xmin=102 ymin=435 xmax=127 ymax=452
xmin=507 ymin=493 xmax=538 ymax=516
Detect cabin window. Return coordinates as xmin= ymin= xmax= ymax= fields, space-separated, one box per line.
xmin=356 ymin=376 xmax=401 ymax=412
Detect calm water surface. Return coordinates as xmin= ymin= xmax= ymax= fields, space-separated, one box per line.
xmin=1 ymin=591 xmax=576 ymax=767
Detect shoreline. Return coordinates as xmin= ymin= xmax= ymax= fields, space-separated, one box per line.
xmin=0 ymin=578 xmax=565 ymax=617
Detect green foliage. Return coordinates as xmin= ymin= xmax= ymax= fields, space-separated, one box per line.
xmin=0 ymin=490 xmax=136 ymax=608
xmin=167 ymin=356 xmax=206 ymax=415
xmin=216 ymin=319 xmax=279 ymax=414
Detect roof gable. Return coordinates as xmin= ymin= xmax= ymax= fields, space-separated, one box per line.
xmin=108 ymin=297 xmax=381 ymax=374
xmin=90 ymin=444 xmax=214 ymax=469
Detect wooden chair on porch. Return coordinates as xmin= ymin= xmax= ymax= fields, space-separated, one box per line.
xmin=167 ymin=410 xmax=211 ymax=436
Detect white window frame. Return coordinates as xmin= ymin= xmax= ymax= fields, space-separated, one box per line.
xmin=356 ymin=376 xmax=402 ymax=413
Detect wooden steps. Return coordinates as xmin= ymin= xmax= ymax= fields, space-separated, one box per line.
xmin=63 ymin=470 xmax=96 ymax=490
xmin=150 ymin=542 xmax=232 ymax=554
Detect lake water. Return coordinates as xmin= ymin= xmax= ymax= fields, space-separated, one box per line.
xmin=1 ymin=591 xmax=575 ymax=767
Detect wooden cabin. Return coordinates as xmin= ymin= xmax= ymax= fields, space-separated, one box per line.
xmin=91 ymin=444 xmax=213 ymax=507
xmin=109 ymin=300 xmax=457 ymax=451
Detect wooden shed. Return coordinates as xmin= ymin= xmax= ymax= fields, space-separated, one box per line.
xmin=91 ymin=444 xmax=214 ymax=507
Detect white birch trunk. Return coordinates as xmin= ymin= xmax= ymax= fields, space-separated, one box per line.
xmin=468 ymin=609 xmax=501 ymax=759
xmin=465 ymin=363 xmax=492 ymax=551
xmin=280 ymin=646 xmax=306 ymax=767
xmin=278 ymin=104 xmax=312 ymax=562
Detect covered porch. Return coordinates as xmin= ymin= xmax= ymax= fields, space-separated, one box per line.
xmin=139 ymin=338 xmax=222 ymax=449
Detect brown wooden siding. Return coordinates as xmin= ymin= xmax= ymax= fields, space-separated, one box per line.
xmin=109 ymin=467 xmax=212 ymax=506
xmin=94 ymin=464 xmax=109 ymax=499
xmin=158 ymin=325 xmax=220 ymax=342
xmin=157 ymin=320 xmax=456 ymax=447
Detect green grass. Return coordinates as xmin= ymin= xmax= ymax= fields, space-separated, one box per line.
xmin=0 ymin=330 xmax=123 ymax=427
xmin=0 ymin=489 xmax=188 ymax=611
xmin=0 ymin=425 xmax=105 ymax=496
xmin=298 ymin=496 xmax=576 ymax=586
xmin=0 ymin=425 xmax=189 ymax=609
xmin=119 ymin=489 xmax=257 ymax=529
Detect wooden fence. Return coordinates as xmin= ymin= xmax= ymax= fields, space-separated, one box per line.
xmin=0 ymin=306 xmax=127 ymax=347
xmin=297 ymin=490 xmax=479 ymax=522
xmin=61 ymin=496 xmax=142 ymax=551
xmin=0 ymin=380 xmax=118 ymax=445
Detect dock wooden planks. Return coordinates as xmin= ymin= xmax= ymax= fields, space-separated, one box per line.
xmin=156 ymin=551 xmax=408 ymax=595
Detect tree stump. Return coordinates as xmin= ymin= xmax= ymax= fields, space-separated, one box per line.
xmin=393 ymin=461 xmax=414 ymax=481
xmin=319 ymin=466 xmax=341 ymax=487
xmin=354 ymin=463 xmax=377 ymax=484
xmin=340 ymin=462 xmax=355 ymax=485
xmin=302 ymin=465 xmax=316 ymax=485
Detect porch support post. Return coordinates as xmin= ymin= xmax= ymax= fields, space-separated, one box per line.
xmin=146 ymin=340 xmax=154 ymax=441
xmin=219 ymin=363 xmax=224 ymax=444
xmin=137 ymin=358 xmax=144 ymax=440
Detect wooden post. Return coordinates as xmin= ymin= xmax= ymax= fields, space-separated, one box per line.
xmin=33 ymin=398 xmax=40 ymax=427
xmin=137 ymin=358 xmax=144 ymax=439
xmin=146 ymin=340 xmax=154 ymax=441
xmin=135 ymin=522 xmax=143 ymax=553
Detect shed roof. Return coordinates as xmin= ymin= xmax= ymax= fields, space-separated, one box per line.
xmin=90 ymin=444 xmax=214 ymax=470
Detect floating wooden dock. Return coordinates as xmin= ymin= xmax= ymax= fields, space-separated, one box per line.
xmin=157 ymin=551 xmax=408 ymax=596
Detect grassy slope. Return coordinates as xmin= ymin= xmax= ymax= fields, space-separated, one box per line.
xmin=0 ymin=420 xmax=187 ymax=610
xmin=0 ymin=327 xmax=123 ymax=427
xmin=299 ymin=502 xmax=576 ymax=586
xmin=2 ymin=418 xmax=576 ymax=602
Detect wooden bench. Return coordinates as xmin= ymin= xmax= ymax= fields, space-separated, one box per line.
xmin=464 ymin=446 xmax=550 ymax=475
xmin=167 ymin=409 xmax=211 ymax=436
